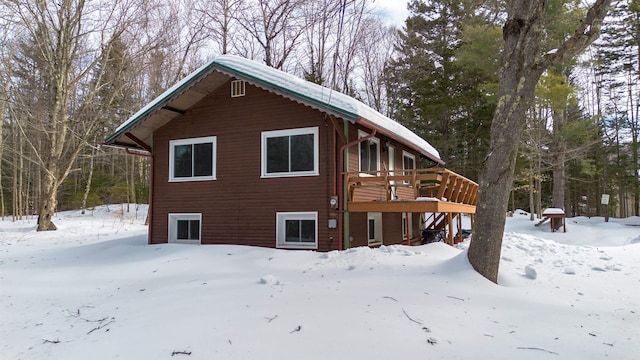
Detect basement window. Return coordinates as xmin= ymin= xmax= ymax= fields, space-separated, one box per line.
xmin=276 ymin=212 xmax=318 ymax=249
xmin=168 ymin=213 xmax=201 ymax=244
xmin=231 ymin=80 xmax=245 ymax=97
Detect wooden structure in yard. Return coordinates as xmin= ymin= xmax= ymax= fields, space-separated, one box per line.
xmin=539 ymin=208 xmax=567 ymax=233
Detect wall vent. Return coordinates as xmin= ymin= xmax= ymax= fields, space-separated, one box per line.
xmin=231 ymin=80 xmax=246 ymax=97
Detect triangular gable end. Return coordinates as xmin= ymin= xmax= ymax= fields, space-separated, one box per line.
xmin=104 ymin=55 xmax=443 ymax=165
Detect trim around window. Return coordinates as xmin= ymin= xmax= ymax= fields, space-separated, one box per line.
xmin=276 ymin=212 xmax=318 ymax=249
xmin=169 ymin=136 xmax=217 ymax=182
xmin=402 ymin=150 xmax=416 ymax=184
xmin=168 ymin=213 xmax=202 ymax=244
xmin=358 ymin=130 xmax=380 ymax=174
xmin=261 ymin=127 xmax=319 ymax=178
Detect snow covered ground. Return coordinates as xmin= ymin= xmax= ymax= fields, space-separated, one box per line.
xmin=1 ymin=205 xmax=639 ymax=359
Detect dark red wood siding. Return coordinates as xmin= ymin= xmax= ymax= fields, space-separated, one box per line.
xmin=150 ymin=81 xmax=340 ymax=251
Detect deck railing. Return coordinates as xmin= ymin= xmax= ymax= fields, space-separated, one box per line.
xmin=345 ymin=168 xmax=478 ymax=207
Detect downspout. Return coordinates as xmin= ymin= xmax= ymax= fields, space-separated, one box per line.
xmin=147 ymin=154 xmax=154 ymax=244
xmin=338 ymin=127 xmax=376 ymax=251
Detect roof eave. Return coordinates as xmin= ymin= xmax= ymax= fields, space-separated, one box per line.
xmin=356 ymin=117 xmax=444 ymax=165
xmin=104 ymin=61 xmax=220 ymax=144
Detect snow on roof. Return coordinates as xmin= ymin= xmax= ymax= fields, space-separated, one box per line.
xmin=107 ymin=55 xmax=441 ymax=163
xmin=214 ymin=55 xmax=441 ymax=162
xmin=543 ymin=208 xmax=565 ymax=215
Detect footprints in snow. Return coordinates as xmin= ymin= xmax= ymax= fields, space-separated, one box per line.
xmin=504 ymin=239 xmax=624 ymax=278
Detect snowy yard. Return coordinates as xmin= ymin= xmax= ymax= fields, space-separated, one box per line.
xmin=1 ymin=205 xmax=639 ymax=359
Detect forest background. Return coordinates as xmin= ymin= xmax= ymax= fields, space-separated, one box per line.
xmin=0 ymin=0 xmax=638 ymax=222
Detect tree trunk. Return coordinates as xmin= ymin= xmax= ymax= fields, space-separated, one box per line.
xmin=468 ymin=1 xmax=546 ymax=282
xmin=467 ymin=0 xmax=612 ymax=283
xmin=468 ymin=93 xmax=538 ymax=282
xmin=12 ymin=120 xmax=18 ymax=221
xmin=81 ymin=145 xmax=96 ymax=215
xmin=529 ymin=169 xmax=535 ymax=221
xmin=0 ymin=80 xmax=6 ymax=219
xmin=37 ymin=172 xmax=58 ymax=231
xmin=551 ymin=109 xmax=567 ymax=230
xmin=130 ymin=156 xmax=137 ymax=205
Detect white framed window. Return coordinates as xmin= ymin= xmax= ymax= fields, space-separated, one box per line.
xmin=367 ymin=212 xmax=383 ymax=246
xmin=359 ymin=130 xmax=380 ymax=174
xmin=261 ymin=127 xmax=319 ymax=178
xmin=402 ymin=150 xmax=416 ymax=184
xmin=368 ymin=218 xmax=376 ymax=240
xmin=168 ymin=213 xmax=202 ymax=244
xmin=276 ymin=212 xmax=318 ymax=249
xmin=388 ymin=145 xmax=397 ymax=199
xmin=231 ymin=80 xmax=245 ymax=97
xmin=169 ymin=136 xmax=217 ymax=182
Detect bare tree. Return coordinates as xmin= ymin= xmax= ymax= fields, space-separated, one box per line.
xmin=0 ymin=19 xmax=12 ymax=219
xmin=468 ymin=0 xmax=613 ymax=283
xmin=334 ymin=0 xmax=370 ymax=94
xmin=4 ymin=0 xmax=148 ymax=230
xmin=356 ymin=18 xmax=396 ymax=113
xmin=298 ymin=0 xmax=342 ymax=84
xmin=238 ymin=0 xmax=307 ymax=69
xmin=195 ymin=0 xmax=245 ymax=55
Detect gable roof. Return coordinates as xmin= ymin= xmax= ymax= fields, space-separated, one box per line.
xmin=104 ymin=55 xmax=443 ymax=164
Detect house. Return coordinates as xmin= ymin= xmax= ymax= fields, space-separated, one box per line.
xmin=104 ymin=55 xmax=477 ymax=250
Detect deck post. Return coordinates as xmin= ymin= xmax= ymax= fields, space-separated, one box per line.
xmin=405 ymin=212 xmax=411 ymax=246
xmin=447 ymin=212 xmax=454 ymax=245
xmin=456 ymin=213 xmax=462 ymax=243
xmin=338 ymin=124 xmax=375 ymax=250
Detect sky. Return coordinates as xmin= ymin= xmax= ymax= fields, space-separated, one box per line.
xmin=372 ymin=0 xmax=410 ymax=27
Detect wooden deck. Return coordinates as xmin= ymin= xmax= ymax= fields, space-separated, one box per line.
xmin=345 ymin=168 xmax=478 ymax=245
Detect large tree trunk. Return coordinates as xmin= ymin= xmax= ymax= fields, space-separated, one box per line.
xmin=37 ymin=173 xmax=58 ymax=231
xmin=467 ymin=0 xmax=612 ymax=283
xmin=468 ymin=2 xmax=546 ymax=283
xmin=0 ymin=80 xmax=6 ymax=219
xmin=551 ymin=109 xmax=567 ymax=229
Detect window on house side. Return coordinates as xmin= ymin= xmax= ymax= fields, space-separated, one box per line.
xmin=368 ymin=218 xmax=375 ymax=240
xmin=358 ymin=131 xmax=380 ymax=174
xmin=402 ymin=151 xmax=416 ymax=185
xmin=276 ymin=212 xmax=318 ymax=249
xmin=169 ymin=213 xmax=201 ymax=244
xmin=262 ymin=127 xmax=319 ymax=178
xmin=169 ymin=136 xmax=216 ymax=182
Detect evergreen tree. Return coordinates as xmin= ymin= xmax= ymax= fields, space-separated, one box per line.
xmin=385 ymin=0 xmax=495 ymax=180
xmin=596 ymin=0 xmax=640 ymax=216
